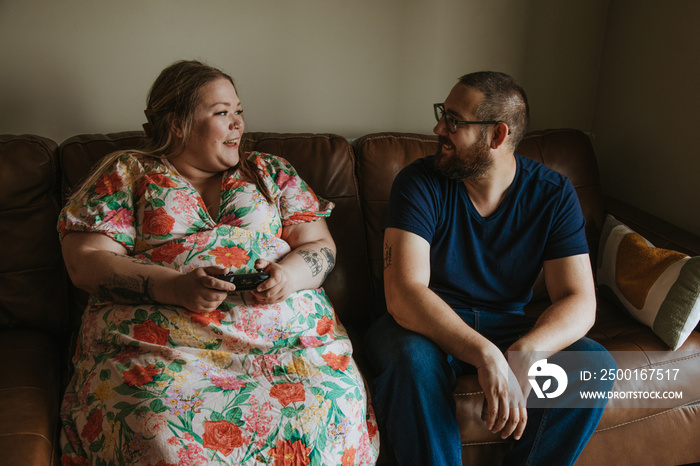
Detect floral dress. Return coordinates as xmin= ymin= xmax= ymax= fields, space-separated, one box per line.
xmin=58 ymin=151 xmax=379 ymax=466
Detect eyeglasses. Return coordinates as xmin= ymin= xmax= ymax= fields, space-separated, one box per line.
xmin=433 ymin=103 xmax=502 ymax=134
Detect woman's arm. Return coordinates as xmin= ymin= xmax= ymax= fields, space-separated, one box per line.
xmin=251 ymin=218 xmax=336 ymax=303
xmin=62 ymin=232 xmax=236 ymax=312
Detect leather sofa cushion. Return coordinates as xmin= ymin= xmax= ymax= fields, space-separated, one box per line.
xmin=0 ymin=328 xmax=62 ymax=466
xmin=0 ymin=135 xmax=67 ymax=335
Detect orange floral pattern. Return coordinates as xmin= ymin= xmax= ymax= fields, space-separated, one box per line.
xmin=269 ymin=439 xmax=312 ymax=466
xmin=187 ymin=309 xmax=226 ymax=327
xmin=341 ymin=446 xmax=357 ymax=466
xmin=202 ymin=420 xmax=244 ymax=456
xmin=269 ymin=382 xmax=306 ymax=407
xmin=123 ymin=363 xmax=159 ymax=387
xmin=150 ymin=241 xmax=187 ymax=263
xmin=210 ymin=245 xmax=250 ymax=268
xmin=322 ymin=352 xmax=351 ymax=371
xmin=133 ymin=319 xmax=170 ymax=345
xmin=142 ymin=207 xmax=175 ymax=236
xmin=95 ymin=171 xmax=123 ymax=196
xmin=316 ymin=315 xmax=334 ymax=335
xmin=80 ymin=410 xmax=102 ymax=443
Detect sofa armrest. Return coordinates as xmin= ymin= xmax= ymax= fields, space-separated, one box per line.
xmin=602 ymin=195 xmax=700 ymax=336
xmin=604 ymin=195 xmax=700 ymax=256
xmin=0 ymin=329 xmax=62 ymax=466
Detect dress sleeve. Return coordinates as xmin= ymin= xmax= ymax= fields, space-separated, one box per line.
xmin=58 ymin=153 xmax=144 ymax=251
xmin=252 ymin=153 xmax=334 ymax=226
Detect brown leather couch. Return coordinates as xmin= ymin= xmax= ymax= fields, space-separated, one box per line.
xmin=1 ymin=129 xmax=699 ymax=466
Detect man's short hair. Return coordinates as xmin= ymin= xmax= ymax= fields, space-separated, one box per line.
xmin=458 ymin=71 xmax=529 ymax=150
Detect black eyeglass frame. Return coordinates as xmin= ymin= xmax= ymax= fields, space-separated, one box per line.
xmin=433 ymin=103 xmax=502 ymax=134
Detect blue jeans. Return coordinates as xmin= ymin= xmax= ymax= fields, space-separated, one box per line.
xmin=365 ymin=310 xmax=616 ymax=466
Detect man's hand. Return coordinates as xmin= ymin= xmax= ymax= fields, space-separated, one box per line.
xmin=477 ymin=350 xmax=528 ymax=440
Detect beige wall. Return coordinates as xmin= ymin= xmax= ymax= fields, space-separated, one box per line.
xmin=0 ymin=0 xmax=607 ymax=139
xmin=1 ymin=0 xmax=697 ymax=234
xmin=593 ymin=0 xmax=700 ymax=235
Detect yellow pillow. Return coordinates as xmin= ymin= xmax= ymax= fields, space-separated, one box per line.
xmin=597 ymin=215 xmax=700 ymax=350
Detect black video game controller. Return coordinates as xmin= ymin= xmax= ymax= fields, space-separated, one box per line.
xmin=215 ymin=271 xmax=270 ymax=291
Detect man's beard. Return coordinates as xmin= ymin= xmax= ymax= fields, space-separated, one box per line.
xmin=434 ymin=134 xmax=493 ymax=181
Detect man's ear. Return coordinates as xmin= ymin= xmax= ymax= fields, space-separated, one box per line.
xmin=489 ymin=122 xmax=509 ymax=149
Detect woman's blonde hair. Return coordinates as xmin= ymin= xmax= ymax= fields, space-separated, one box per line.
xmin=68 ymin=60 xmax=272 ymax=205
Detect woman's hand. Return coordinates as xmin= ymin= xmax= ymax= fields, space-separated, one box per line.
xmin=249 ymin=259 xmax=294 ymax=304
xmin=169 ymin=266 xmax=237 ymax=313
xmin=249 ymin=219 xmax=337 ymax=304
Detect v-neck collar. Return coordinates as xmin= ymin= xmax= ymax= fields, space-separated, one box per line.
xmin=161 ymin=158 xmax=229 ymax=222
xmin=458 ymin=156 xmax=520 ymax=223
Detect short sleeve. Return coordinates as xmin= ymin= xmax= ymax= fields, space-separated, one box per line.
xmin=251 ymin=153 xmax=334 ymax=226
xmin=385 ymin=159 xmax=440 ymax=243
xmin=58 ymin=153 xmax=145 ymax=251
xmin=542 ymin=179 xmax=589 ymax=261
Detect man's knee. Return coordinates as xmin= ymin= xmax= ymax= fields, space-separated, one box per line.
xmin=567 ymin=338 xmax=617 ymax=382
xmin=557 ymin=338 xmax=617 ymax=401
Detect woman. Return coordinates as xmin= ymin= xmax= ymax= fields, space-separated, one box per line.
xmin=59 ymin=60 xmax=379 ymax=465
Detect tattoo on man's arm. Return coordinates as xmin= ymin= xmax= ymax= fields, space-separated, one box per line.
xmin=96 ymin=274 xmax=157 ymax=304
xmin=383 ymin=243 xmax=392 ymax=270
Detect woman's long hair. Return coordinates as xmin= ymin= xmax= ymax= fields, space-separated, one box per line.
xmin=67 ymin=60 xmax=273 ymax=206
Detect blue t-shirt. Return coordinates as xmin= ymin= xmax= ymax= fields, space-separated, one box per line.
xmin=385 ymin=154 xmax=589 ymax=313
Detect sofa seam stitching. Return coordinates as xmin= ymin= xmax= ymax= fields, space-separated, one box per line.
xmin=454 ymin=391 xmax=482 ymax=397
xmin=462 ymin=440 xmax=507 ymax=446
xmin=0 ymin=432 xmax=53 ymax=443
xmin=594 ymin=403 xmax=700 ymax=432
xmin=359 ymin=134 xmax=437 ymax=145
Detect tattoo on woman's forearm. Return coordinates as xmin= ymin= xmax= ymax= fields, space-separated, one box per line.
xmin=96 ymin=274 xmax=157 ymax=304
xmin=107 ymin=251 xmax=156 ymax=267
xmin=297 ymin=249 xmax=324 ymax=276
xmin=321 ymin=247 xmax=335 ymax=280
xmin=297 ymin=247 xmax=336 ymax=281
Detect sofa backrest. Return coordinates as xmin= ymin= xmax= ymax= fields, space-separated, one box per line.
xmin=516 ymin=129 xmax=604 ymax=257
xmin=58 ymin=131 xmax=372 ymax=339
xmin=353 ymin=129 xmax=604 ymax=298
xmin=353 ymin=133 xmax=439 ymax=293
xmin=0 ymin=135 xmax=68 ymax=335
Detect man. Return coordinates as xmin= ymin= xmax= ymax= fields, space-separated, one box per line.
xmin=366 ymin=71 xmax=615 ymax=465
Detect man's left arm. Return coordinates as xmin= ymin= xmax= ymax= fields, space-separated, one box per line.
xmin=508 ymin=253 xmax=596 ymax=355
